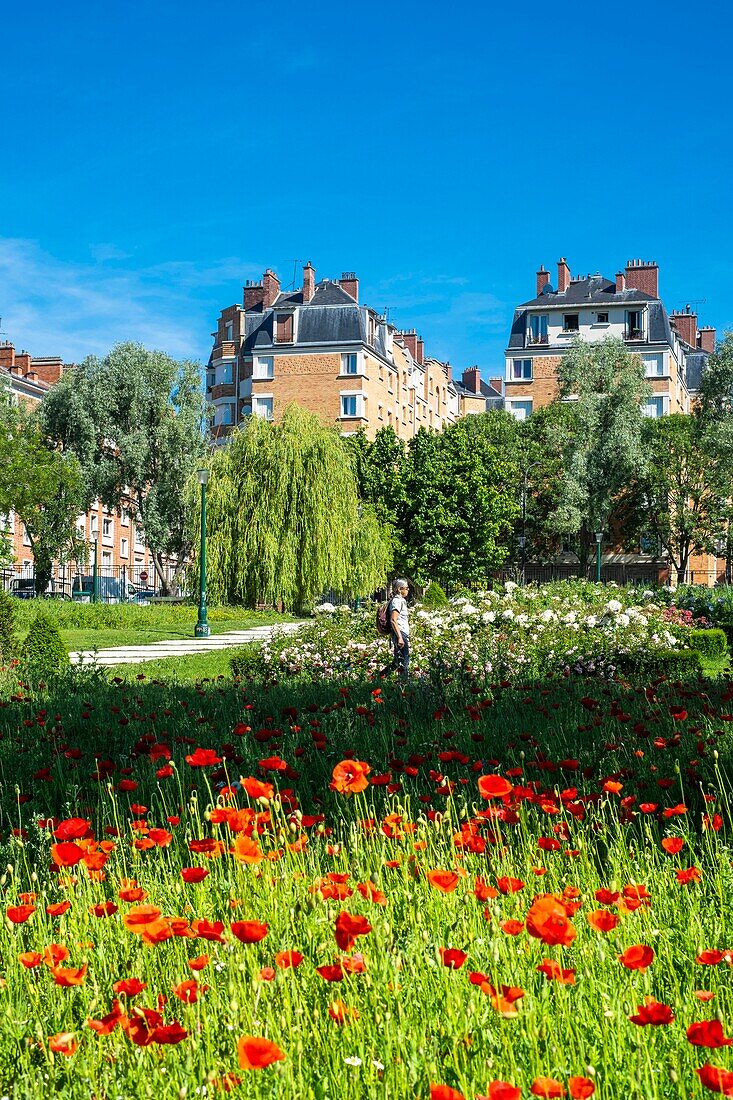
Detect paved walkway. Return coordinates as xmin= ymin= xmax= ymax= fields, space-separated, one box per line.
xmin=69 ymin=621 xmax=304 ymax=666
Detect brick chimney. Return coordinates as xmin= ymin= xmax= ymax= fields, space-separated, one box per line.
xmin=0 ymin=342 xmax=15 ymax=369
xmin=489 ymin=377 xmax=503 ymax=395
xmin=462 ymin=366 xmax=482 ymax=394
xmin=262 ymin=269 xmax=281 ymax=309
xmin=615 ymin=271 xmax=626 ymax=293
xmin=31 ymin=357 xmax=65 ymax=386
xmin=536 ymin=265 xmax=550 ymax=296
xmin=15 ymin=352 xmax=31 ymax=373
xmin=339 ymin=272 xmax=359 ymax=302
xmin=557 ymin=258 xmax=571 ymax=293
xmin=698 ymin=326 xmax=716 ymax=354
xmin=244 ymin=280 xmax=265 ymax=310
xmin=671 ymin=307 xmax=698 ymax=349
xmin=302 ymin=262 xmax=315 ymax=303
xmin=400 ymin=331 xmax=418 ymax=360
xmin=625 ymin=259 xmax=659 ymax=298
xmin=416 ymin=338 xmax=424 ymax=365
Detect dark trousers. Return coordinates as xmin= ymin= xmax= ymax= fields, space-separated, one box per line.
xmin=391 ymin=632 xmax=410 ymax=675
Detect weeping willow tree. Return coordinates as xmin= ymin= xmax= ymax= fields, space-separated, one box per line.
xmin=188 ymin=406 xmax=392 ymax=608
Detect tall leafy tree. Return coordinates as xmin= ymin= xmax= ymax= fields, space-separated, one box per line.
xmin=40 ymin=343 xmax=206 ymax=593
xmin=696 ymin=332 xmax=732 ymax=426
xmin=400 ymin=412 xmax=520 ymax=587
xmin=518 ymin=402 xmax=578 ymax=561
xmin=0 ymin=408 xmax=85 ymax=595
xmin=626 ymin=414 xmax=724 ymax=584
xmin=552 ymin=337 xmax=649 ymax=563
xmin=193 ymin=405 xmax=392 ymax=608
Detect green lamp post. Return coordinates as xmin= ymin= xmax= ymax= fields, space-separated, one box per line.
xmin=194 ymin=468 xmax=210 ymax=638
xmin=595 ymin=530 xmax=603 ymax=584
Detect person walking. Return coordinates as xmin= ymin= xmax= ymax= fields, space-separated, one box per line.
xmin=384 ymin=578 xmax=410 ymax=678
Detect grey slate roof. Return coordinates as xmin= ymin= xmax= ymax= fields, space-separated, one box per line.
xmin=297 ymin=305 xmax=363 ymax=344
xmin=685 ymin=351 xmax=708 ymax=393
xmin=241 ymin=279 xmax=365 ymax=353
xmin=507 ymin=286 xmax=675 ymax=350
xmin=519 ymin=276 xmax=657 ymax=308
xmin=310 ymin=281 xmax=357 ymax=306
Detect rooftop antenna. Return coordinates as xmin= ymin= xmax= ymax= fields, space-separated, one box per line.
xmin=675 ymin=299 xmax=707 ymax=311
xmin=286 ymin=260 xmax=302 ymax=292
xmin=0 ymin=317 xmax=6 ymax=337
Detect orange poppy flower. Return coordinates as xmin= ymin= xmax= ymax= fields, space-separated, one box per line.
xmin=240 ymin=776 xmax=275 ymax=801
xmin=19 ymin=951 xmax=42 ymax=969
xmin=43 ymin=944 xmax=69 ymax=968
xmin=536 ymin=959 xmax=575 ymax=984
xmin=526 ymin=895 xmax=576 ymax=947
xmin=328 ymin=999 xmax=359 ymax=1024
xmin=586 ymin=909 xmax=619 ymax=933
xmin=231 ymin=835 xmax=264 ymax=864
xmin=478 ymin=774 xmax=513 ymax=799
xmin=231 ymin=920 xmax=269 ymax=944
xmin=237 ymin=1035 xmax=285 ymax=1070
xmin=188 ymin=954 xmax=210 ymax=971
xmin=123 ymin=905 xmax=163 ymax=933
xmin=530 ymin=1078 xmax=565 ymax=1098
xmin=330 ymin=759 xmax=371 ymax=794
xmin=618 ymin=944 xmax=655 ymax=971
xmin=427 ymin=870 xmax=460 ymax=893
xmin=274 ymin=950 xmax=303 ymax=969
xmin=48 ymin=1032 xmax=77 ymax=1056
xmin=568 ymin=1080 xmax=596 ymax=1099
xmin=46 ymin=901 xmax=71 ymax=917
xmin=52 ymin=964 xmax=87 ymax=986
xmin=430 ymin=1086 xmax=465 ymax=1100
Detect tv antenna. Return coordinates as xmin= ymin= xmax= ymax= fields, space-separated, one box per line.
xmin=0 ymin=317 xmax=6 ymax=337
xmin=676 ymin=299 xmax=707 ymax=311
xmin=286 ymin=260 xmax=302 ymax=292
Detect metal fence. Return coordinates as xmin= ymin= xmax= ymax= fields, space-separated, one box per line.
xmin=2 ymin=564 xmax=170 ymax=603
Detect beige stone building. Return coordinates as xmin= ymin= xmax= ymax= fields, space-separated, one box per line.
xmin=207 ymin=263 xmax=498 ymax=442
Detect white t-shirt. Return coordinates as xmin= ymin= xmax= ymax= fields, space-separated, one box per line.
xmin=388 ymin=595 xmax=409 ymax=636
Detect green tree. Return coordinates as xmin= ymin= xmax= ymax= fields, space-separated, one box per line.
xmin=0 ymin=409 xmax=85 ymax=596
xmin=696 ymin=331 xmax=732 ymax=426
xmin=552 ymin=337 xmax=650 ymax=563
xmin=40 ymin=343 xmax=206 ymax=593
xmin=193 ymin=405 xmax=392 ymax=609
xmin=400 ymin=412 xmax=520 ymax=588
xmin=518 ymin=402 xmax=578 ymax=561
xmin=628 ymin=414 xmax=724 ymax=584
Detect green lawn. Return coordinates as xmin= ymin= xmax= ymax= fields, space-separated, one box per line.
xmin=11 ymin=601 xmax=295 ymax=653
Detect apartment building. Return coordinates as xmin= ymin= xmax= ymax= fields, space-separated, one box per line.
xmin=504 ymin=258 xmax=716 ymax=421
xmin=207 ymin=263 xmax=492 ymax=441
xmin=0 ymin=339 xmax=160 ymax=591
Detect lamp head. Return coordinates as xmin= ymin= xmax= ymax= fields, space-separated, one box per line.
xmin=197 ymin=469 xmax=210 ymax=486
xmin=595 ymin=531 xmax=603 ymax=544
xmin=518 ymin=535 xmax=526 ymax=548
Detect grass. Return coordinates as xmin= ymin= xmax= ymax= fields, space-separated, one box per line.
xmin=1 ymin=661 xmax=733 ymax=1098
xmin=10 ymin=601 xmax=295 ymax=653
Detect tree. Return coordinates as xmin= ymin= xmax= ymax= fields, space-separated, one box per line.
xmin=0 ymin=407 xmax=85 ymax=596
xmin=518 ymin=402 xmax=578 ymax=561
xmin=40 ymin=343 xmax=206 ymax=594
xmin=552 ymin=337 xmax=650 ymax=563
xmin=193 ymin=405 xmax=392 ymax=609
xmin=399 ymin=412 xmax=520 ymax=588
xmin=627 ymin=414 xmax=724 ymax=584
xmin=696 ymin=332 xmax=732 ymax=426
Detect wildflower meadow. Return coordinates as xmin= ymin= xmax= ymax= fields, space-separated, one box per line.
xmin=2 ymin=583 xmax=733 ymax=1099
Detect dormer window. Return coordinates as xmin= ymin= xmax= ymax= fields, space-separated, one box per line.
xmin=563 ymin=314 xmax=579 ymax=332
xmin=225 ymin=320 xmax=233 ymax=341
xmin=275 ymin=314 xmax=294 ymax=343
xmin=529 ymin=315 xmax=548 ymax=344
xmin=625 ymin=309 xmax=644 ymax=340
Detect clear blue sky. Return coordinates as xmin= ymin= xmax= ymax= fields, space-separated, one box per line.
xmin=2 ymin=0 xmax=731 ymax=376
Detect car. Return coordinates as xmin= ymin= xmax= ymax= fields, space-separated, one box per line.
xmin=9 ymin=577 xmax=70 ymax=600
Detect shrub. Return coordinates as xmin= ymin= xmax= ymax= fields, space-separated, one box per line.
xmin=0 ymin=586 xmax=15 ymax=663
xmin=617 ymin=647 xmax=703 ymax=681
xmin=230 ymin=644 xmax=266 ymax=680
xmin=20 ymin=613 xmax=69 ymax=685
xmin=683 ymin=628 xmax=728 ymax=661
xmin=421 ymin=581 xmax=449 ymax=609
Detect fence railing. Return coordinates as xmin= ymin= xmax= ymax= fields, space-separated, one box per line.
xmin=2 ymin=564 xmax=173 ymax=603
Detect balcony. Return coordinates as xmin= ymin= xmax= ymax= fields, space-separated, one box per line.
xmin=527 ymin=334 xmax=548 ymax=346
xmin=625 ymin=328 xmax=645 ymax=341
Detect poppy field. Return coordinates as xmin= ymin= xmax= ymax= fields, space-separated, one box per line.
xmin=2 ymin=631 xmax=733 ymax=1098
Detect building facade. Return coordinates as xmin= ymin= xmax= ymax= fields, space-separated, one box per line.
xmin=504 ymin=258 xmax=716 ymax=421
xmin=207 ymin=263 xmax=493 ymax=442
xmin=0 ymin=340 xmax=163 ymax=593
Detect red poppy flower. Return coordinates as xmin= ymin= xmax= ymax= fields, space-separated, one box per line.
xmin=54 ymin=818 xmax=92 ymax=841
xmin=677 ymin=867 xmax=702 ymax=885
xmin=478 ymin=774 xmax=513 ymax=799
xmin=568 ymin=1080 xmax=596 ymax=1099
xmin=695 ymin=1063 xmax=733 ymax=1094
xmin=629 ymin=997 xmax=674 ymax=1025
xmin=188 ymin=954 xmax=209 ymax=971
xmin=240 ymin=776 xmax=275 ymax=801
xmin=48 ymin=1032 xmax=78 ymax=1056
xmin=151 ymin=1021 xmax=188 ymax=1044
xmin=231 ymin=920 xmax=269 ymax=944
xmin=19 ymin=951 xmax=42 ymax=968
xmin=427 ymin=870 xmax=460 ymax=893
xmin=476 ymin=1084 xmax=521 ymax=1100
xmin=181 ymin=867 xmax=209 ymax=883
xmin=6 ymin=904 xmax=35 ymax=924
xmin=661 ymin=837 xmax=684 ymax=855
xmin=114 ymin=977 xmax=147 ymax=996
xmin=274 ymin=950 xmax=303 ymax=969
xmin=237 ymin=1036 xmax=285 ymax=1070
xmin=531 ymin=1077 xmax=565 ymax=1097
xmin=316 ymin=964 xmax=345 ymax=982
xmin=526 ymin=895 xmax=576 ymax=947
xmin=328 ymin=999 xmax=359 ymax=1024
xmin=586 ymin=909 xmax=619 ymax=933
xmin=172 ymin=979 xmax=207 ymax=1004
xmin=330 ymin=759 xmax=371 ymax=794
xmin=43 ymin=944 xmax=69 ymax=968
xmin=430 ymin=1086 xmax=465 ymax=1100
xmin=687 ymin=1020 xmax=733 ymax=1048
xmin=52 ymin=964 xmax=87 ymax=986
xmin=496 ymin=877 xmax=524 ymax=895
xmin=192 ymin=919 xmax=226 ymax=943
xmin=334 ymin=911 xmax=372 ymax=951
xmin=500 ymin=919 xmax=525 ymax=936
xmin=90 ymin=901 xmax=118 ymax=918
xmin=439 ymin=948 xmax=468 ymax=969
xmin=537 ymin=959 xmax=575 ymax=984
xmin=697 ymin=950 xmax=732 ymax=966
xmin=185 ymin=748 xmax=222 ymax=767
xmin=618 ymin=944 xmax=655 ymax=971
xmin=46 ymin=901 xmax=72 ymax=917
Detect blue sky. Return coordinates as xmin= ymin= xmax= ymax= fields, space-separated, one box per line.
xmin=2 ymin=0 xmax=731 ymax=376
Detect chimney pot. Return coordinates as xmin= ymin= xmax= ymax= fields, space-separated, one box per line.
xmin=557 ymin=257 xmax=571 ymax=293
xmin=303 ymin=261 xmax=316 ymax=303
xmin=536 ymin=265 xmax=551 ymax=296
xmin=339 ymin=272 xmax=359 ymax=302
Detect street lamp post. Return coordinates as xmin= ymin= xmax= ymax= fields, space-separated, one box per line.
xmin=595 ymin=530 xmax=603 ymax=584
xmin=518 ymin=534 xmax=527 ymax=586
xmin=520 ymin=462 xmax=541 ymax=587
xmin=194 ymin=469 xmax=210 ymax=638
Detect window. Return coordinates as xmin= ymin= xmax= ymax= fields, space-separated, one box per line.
xmin=220 ymin=403 xmax=235 ymax=425
xmin=219 ymin=363 xmax=233 ymax=385
xmin=102 ymin=518 xmax=113 ymax=539
xmin=206 ymin=371 xmax=215 ymax=389
xmin=341 ymin=395 xmax=358 ymax=418
xmin=253 ymin=356 xmax=274 ymax=379
xmin=626 ymin=310 xmax=643 ymax=340
xmin=596 ymin=312 xmax=609 ymax=324
xmin=120 ymin=510 xmax=130 ymax=526
xmin=120 ymin=538 xmax=129 ymax=559
xmin=507 ymin=399 xmax=533 ymax=421
xmin=563 ymin=314 xmax=579 ymax=332
xmin=378 ymin=404 xmax=384 ymax=420
xmin=253 ymin=397 xmax=274 ymax=420
xmin=225 ymin=320 xmax=233 ymax=341
xmin=642 ymin=353 xmax=664 ymax=377
xmin=509 ymin=359 xmax=532 ymax=380
xmin=342 ymin=353 xmax=358 ymax=375
xmin=275 ymin=314 xmax=294 ymax=343
xmin=102 ymin=550 xmax=112 ymax=569
xmin=22 ymin=524 xmax=31 ymax=547
xmin=643 ymin=397 xmax=665 ymax=418
xmin=90 ymin=515 xmax=99 ymax=537
xmin=529 ymin=314 xmax=548 ymax=344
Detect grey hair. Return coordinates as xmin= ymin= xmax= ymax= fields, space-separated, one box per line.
xmin=392 ymin=578 xmax=409 ymax=594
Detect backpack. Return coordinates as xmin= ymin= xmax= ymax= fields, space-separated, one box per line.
xmin=376 ymin=601 xmax=391 ymax=635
